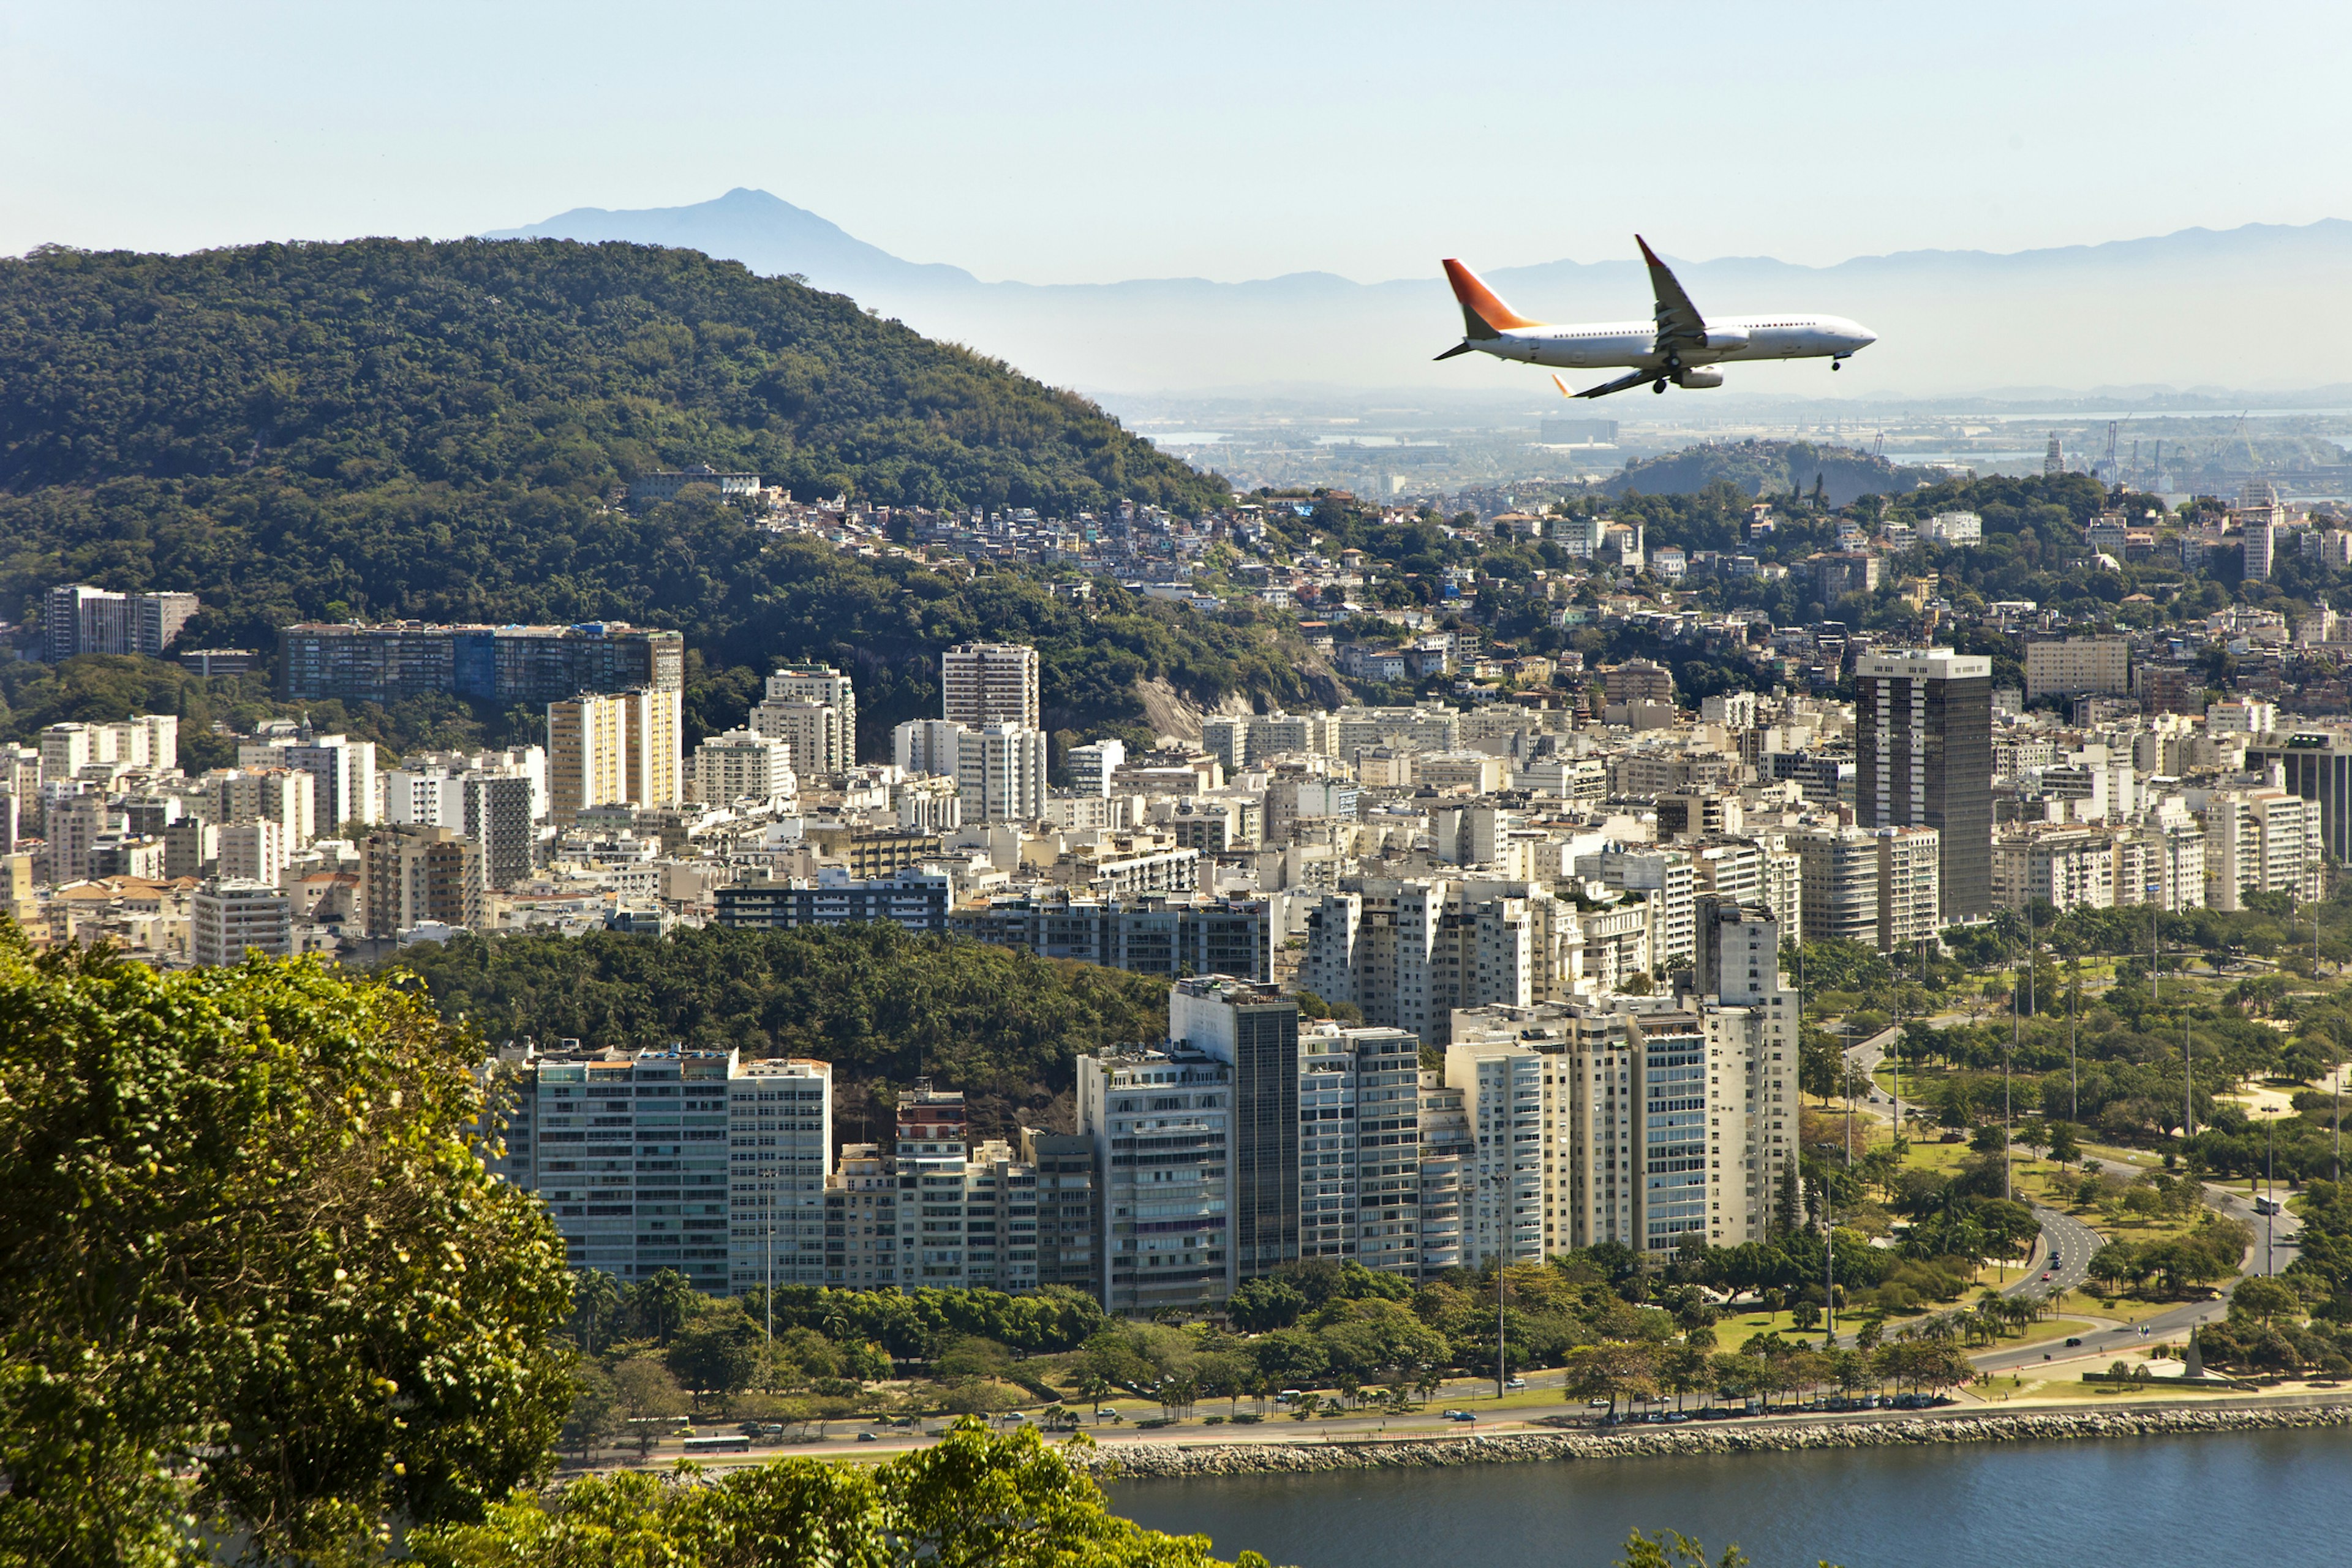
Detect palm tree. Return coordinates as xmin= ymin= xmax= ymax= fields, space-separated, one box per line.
xmin=570 ymin=1268 xmax=620 ymax=1356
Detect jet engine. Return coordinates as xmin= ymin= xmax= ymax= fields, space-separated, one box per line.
xmin=1673 ymin=366 xmax=1725 ymax=388
xmin=1698 ymin=327 xmax=1750 ymax=352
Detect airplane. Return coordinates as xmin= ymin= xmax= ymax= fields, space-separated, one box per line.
xmin=1434 ymin=236 xmax=1876 ymax=398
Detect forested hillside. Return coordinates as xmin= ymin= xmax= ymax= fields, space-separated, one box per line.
xmin=395 ymin=924 xmax=1170 ymax=1138
xmin=1603 ymin=439 xmax=1939 ymax=507
xmin=0 ymin=238 xmax=1319 ymax=753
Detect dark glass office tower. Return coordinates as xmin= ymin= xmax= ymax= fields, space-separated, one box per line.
xmin=1856 ymin=649 xmax=1993 ymax=922
xmin=1169 ymin=976 xmax=1299 ymax=1278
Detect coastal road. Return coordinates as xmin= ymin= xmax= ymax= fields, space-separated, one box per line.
xmin=2002 ymin=1205 xmax=2102 ymax=1302
xmin=1972 ymin=1182 xmax=2304 ymax=1377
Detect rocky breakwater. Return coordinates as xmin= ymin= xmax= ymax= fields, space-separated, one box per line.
xmin=1077 ymin=1405 xmax=2352 ymax=1479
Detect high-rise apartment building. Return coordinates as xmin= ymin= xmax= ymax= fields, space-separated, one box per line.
xmin=241 ymin=731 xmax=379 ymax=831
xmin=1301 ymin=877 xmax=1567 ymax=1046
xmin=192 ymin=878 xmax=293 ymax=966
xmin=40 ymin=717 xmax=178 ymax=784
xmin=1170 ymin=976 xmax=1299 ymax=1280
xmin=942 ymin=643 xmax=1040 ymax=730
xmin=360 ymin=824 xmax=483 ymax=937
xmin=1066 ymin=738 xmax=1126 ymax=798
xmin=753 ymin=665 xmax=857 ymax=772
xmin=548 ymin=687 xmax=680 ymax=824
xmin=956 ymin=723 xmax=1049 ymax=823
xmin=219 ymin=819 xmax=290 ymax=888
xmin=2247 ymin=729 xmax=2352 ymax=863
xmin=1791 ymin=825 xmax=1940 ymax=952
xmin=1021 ymin=1129 xmax=1102 ymax=1292
xmin=2023 ymin=636 xmax=2131 ymax=701
xmin=1454 ymin=915 xmax=1798 ymax=1261
xmin=1855 ymin=648 xmax=1992 ymax=922
xmin=892 ymin=718 xmax=965 ymax=777
xmin=278 ymin=621 xmax=684 ymax=706
xmin=1297 ymin=1022 xmax=1423 ymax=1273
xmin=1078 ymin=1038 xmax=1234 ymax=1312
xmin=726 ymin=1058 xmax=834 ymax=1297
xmin=219 ymin=767 xmax=315 ymax=848
xmin=2198 ymin=787 xmax=2325 ymax=910
xmin=484 ymin=1044 xmax=828 ymax=1297
xmin=382 ymin=755 xmax=537 ymax=889
xmin=1444 ymin=1035 xmax=1545 ymax=1268
xmin=691 ymin=729 xmax=796 ymax=806
xmin=44 ymin=584 xmax=198 ymax=660
xmin=1575 ymin=847 xmax=1697 ymax=965
xmin=1414 ymin=1071 xmax=1472 ymax=1274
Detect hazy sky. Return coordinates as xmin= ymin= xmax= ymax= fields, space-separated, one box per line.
xmin=8 ymin=2 xmax=2351 ymax=284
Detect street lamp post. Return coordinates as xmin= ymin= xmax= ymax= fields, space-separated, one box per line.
xmin=1494 ymin=1163 xmax=1509 ymax=1400
xmin=2265 ymin=1109 xmax=2277 ymax=1278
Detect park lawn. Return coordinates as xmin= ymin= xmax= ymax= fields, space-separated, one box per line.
xmin=2000 ymin=1375 xmax=2244 ymax=1403
xmin=1979 ymin=1315 xmax=2101 ymax=1350
xmin=2039 ymin=1287 xmax=2189 ymax=1327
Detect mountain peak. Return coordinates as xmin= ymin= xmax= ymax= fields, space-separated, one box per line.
xmin=481 ymin=188 xmax=975 ymax=292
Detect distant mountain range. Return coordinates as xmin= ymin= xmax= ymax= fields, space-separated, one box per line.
xmin=488 ymin=190 xmax=2352 ymax=402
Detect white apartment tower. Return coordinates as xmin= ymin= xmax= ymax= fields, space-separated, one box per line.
xmin=942 ymin=643 xmax=1040 ymax=730
xmin=726 ymin=1058 xmax=834 ymax=1297
xmin=192 ymin=878 xmax=293 ymax=966
xmin=755 ymin=665 xmax=857 ymax=772
xmin=956 ymin=722 xmax=1049 ymax=823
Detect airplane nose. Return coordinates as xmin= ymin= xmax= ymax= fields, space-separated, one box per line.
xmin=1853 ymin=325 xmax=1877 ymax=347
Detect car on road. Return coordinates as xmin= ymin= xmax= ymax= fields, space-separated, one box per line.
xmin=2065 ymin=1337 xmax=2083 ymax=1347
xmin=1588 ymin=1396 xmax=1611 ymax=1408
xmin=858 ymin=1431 xmax=878 ymax=1442
xmin=1506 ymin=1377 xmax=1526 ymax=1389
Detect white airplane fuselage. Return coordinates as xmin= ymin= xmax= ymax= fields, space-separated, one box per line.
xmin=1465 ymin=313 xmax=1875 ymax=371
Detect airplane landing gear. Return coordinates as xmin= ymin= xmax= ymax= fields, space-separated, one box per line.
xmin=1652 ymin=380 xmax=1667 ymax=394
xmin=1832 ymin=356 xmax=1845 ymax=372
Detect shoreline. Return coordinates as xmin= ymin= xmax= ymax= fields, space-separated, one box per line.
xmin=1078 ymin=1402 xmax=2352 ymax=1480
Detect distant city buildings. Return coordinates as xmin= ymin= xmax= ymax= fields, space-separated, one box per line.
xmin=277 ymin=620 xmax=684 ymax=706
xmin=942 ymin=642 xmax=1041 ymax=730
xmin=45 ymin=584 xmax=199 ymax=660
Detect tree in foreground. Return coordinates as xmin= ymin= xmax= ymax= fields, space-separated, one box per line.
xmin=0 ymin=933 xmax=575 ymax=1565
xmin=1617 ymin=1529 xmax=1847 ymax=1568
xmin=412 ymin=1419 xmax=1272 ymax=1568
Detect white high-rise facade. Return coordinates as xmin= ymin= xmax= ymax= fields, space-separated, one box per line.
xmin=692 ymin=729 xmax=796 ymax=805
xmin=755 ymin=665 xmax=857 ymax=772
xmin=942 ymin=643 xmax=1039 ymax=729
xmin=956 ymin=723 xmax=1049 ymax=822
xmin=192 ymin=878 xmax=293 ymax=966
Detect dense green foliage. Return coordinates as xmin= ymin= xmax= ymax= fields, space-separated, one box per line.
xmin=0 ymin=238 xmax=1333 ymax=756
xmin=399 ymin=924 xmax=1171 ymax=1137
xmin=749 ymin=1284 xmax=1106 ymax=1360
xmin=0 ymin=932 xmax=575 ymax=1566
xmin=0 ymin=236 xmax=1221 ymax=508
xmin=1072 ymin=1253 xmax=1977 ymax=1418
xmin=1603 ymin=440 xmax=1939 ymax=507
xmin=412 ymin=1419 xmax=1265 ymax=1568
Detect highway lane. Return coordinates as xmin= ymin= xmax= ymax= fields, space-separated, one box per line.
xmin=1973 ymin=1182 xmax=2304 ymax=1376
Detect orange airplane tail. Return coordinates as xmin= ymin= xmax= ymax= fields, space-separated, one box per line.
xmin=1442 ymin=259 xmax=1543 ymax=339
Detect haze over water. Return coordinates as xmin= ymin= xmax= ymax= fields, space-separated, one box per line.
xmin=1109 ymin=1427 xmax=2352 ymax=1568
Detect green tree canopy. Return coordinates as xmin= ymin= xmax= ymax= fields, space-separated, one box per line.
xmin=0 ymin=933 xmax=574 ymax=1565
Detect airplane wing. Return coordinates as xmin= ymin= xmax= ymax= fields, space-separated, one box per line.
xmin=1570 ymin=369 xmax=1652 ymax=399
xmin=1635 ymin=235 xmax=1706 ymax=350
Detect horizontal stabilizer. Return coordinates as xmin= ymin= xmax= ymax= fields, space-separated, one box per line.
xmin=1433 ymin=342 xmax=1476 ymax=361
